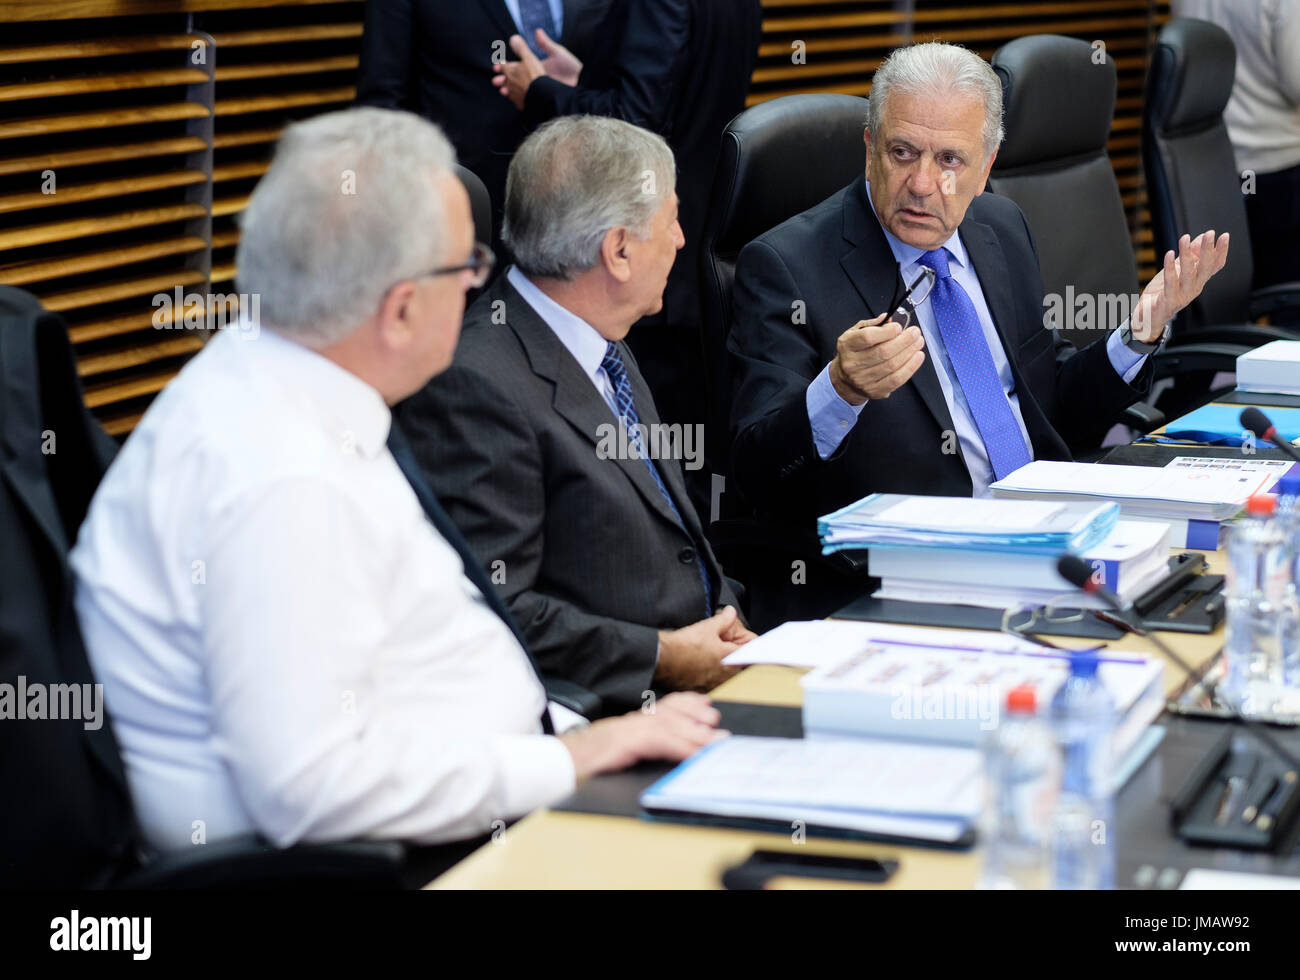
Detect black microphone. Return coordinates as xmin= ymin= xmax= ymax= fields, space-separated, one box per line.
xmin=1240 ymin=407 xmax=1300 ymax=465
xmin=1056 ymin=554 xmax=1300 ymax=771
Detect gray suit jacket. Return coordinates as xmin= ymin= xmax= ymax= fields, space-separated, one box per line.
xmin=395 ymin=277 xmax=739 ymax=715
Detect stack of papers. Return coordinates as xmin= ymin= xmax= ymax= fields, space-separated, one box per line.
xmin=1237 ymin=341 xmax=1300 ymax=396
xmin=990 ymin=460 xmax=1272 ymax=522
xmin=871 ymin=520 xmax=1171 ymax=610
xmin=1164 ymin=403 xmax=1300 ymax=447
xmin=818 ymin=493 xmax=1119 ymax=556
xmin=639 ymin=735 xmax=980 ymax=844
xmin=800 ymin=637 xmax=1165 ymax=763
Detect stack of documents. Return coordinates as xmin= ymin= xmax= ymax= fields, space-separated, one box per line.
xmin=991 ymin=459 xmax=1276 ymax=548
xmin=1164 ymin=403 xmax=1300 ymax=447
xmin=1237 ymin=341 xmax=1300 ymax=396
xmin=639 ymin=735 xmax=980 ymax=844
xmin=818 ymin=493 xmax=1119 ymax=556
xmin=800 ymin=638 xmax=1165 ymax=763
xmin=871 ymin=519 xmax=1171 ymax=610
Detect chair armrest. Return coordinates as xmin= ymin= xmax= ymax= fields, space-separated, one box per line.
xmin=1150 ymin=342 xmax=1252 ymax=380
xmin=1170 ymin=323 xmax=1297 ymax=348
xmin=542 ymin=677 xmax=602 ymax=719
xmin=117 ymin=833 xmax=407 ymax=889
xmin=1118 ymin=402 xmax=1166 ymax=433
xmin=1249 ymin=281 xmax=1300 ymax=322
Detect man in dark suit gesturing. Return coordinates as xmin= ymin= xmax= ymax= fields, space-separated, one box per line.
xmin=727 ymin=42 xmax=1230 ymax=615
xmin=355 ymin=0 xmax=615 ymax=245
xmin=397 ymin=116 xmax=754 ymax=716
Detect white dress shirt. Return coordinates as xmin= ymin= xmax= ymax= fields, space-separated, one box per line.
xmin=71 ymin=326 xmax=576 ymax=855
xmin=806 ymin=182 xmax=1148 ymax=496
xmin=1174 ymin=0 xmax=1300 ymax=174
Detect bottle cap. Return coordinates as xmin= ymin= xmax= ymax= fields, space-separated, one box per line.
xmin=1005 ymin=684 xmax=1037 ymax=713
xmin=1246 ymin=494 xmax=1277 ymax=516
xmin=1276 ymin=474 xmax=1300 ymax=499
xmin=1068 ymin=649 xmax=1101 ymax=678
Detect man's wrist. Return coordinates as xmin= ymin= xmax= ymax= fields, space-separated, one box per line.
xmin=828 ymin=357 xmax=869 ymax=405
xmin=1119 ymin=317 xmax=1167 ymax=354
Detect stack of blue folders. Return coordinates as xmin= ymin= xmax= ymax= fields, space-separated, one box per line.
xmin=818 ymin=493 xmax=1120 ymax=556
xmin=1164 ymin=404 xmax=1300 ymax=447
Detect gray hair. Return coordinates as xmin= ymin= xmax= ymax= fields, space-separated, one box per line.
xmin=503 ymin=116 xmax=676 ymax=280
xmin=866 ymin=42 xmax=1005 ymax=161
xmin=236 ymin=107 xmax=456 ymax=346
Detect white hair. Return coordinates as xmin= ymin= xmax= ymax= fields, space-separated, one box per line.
xmin=503 ymin=115 xmax=676 ymax=280
xmin=236 ymin=107 xmax=456 ymax=346
xmin=867 ymin=42 xmax=1005 ymax=160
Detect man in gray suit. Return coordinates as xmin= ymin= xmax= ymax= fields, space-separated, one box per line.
xmin=397 ymin=116 xmax=754 ymax=716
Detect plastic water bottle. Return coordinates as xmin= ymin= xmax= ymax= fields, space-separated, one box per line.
xmin=1223 ymin=494 xmax=1289 ymax=715
xmin=1274 ymin=475 xmax=1300 ymax=688
xmin=1050 ymin=651 xmax=1116 ymax=890
xmin=979 ymin=685 xmax=1059 ymax=889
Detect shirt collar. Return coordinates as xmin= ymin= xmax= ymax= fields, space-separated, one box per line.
xmin=251 ymin=323 xmax=392 ymax=458
xmin=507 ymin=266 xmax=610 ymax=383
xmin=864 ymin=179 xmax=968 ymax=273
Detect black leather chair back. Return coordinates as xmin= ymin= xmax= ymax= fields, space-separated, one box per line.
xmin=1143 ymin=18 xmax=1254 ymax=331
xmin=699 ymin=93 xmax=870 ymax=474
xmin=990 ymin=35 xmax=1139 ymax=351
xmin=455 ymin=163 xmax=492 ymax=248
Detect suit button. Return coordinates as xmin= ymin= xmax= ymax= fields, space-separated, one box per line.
xmin=678 ymin=547 xmax=696 ymax=564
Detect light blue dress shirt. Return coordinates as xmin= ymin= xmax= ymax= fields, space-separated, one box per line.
xmin=806 ymin=182 xmax=1148 ymax=496
xmin=503 ymin=0 xmax=564 ymax=39
xmin=507 ymin=266 xmax=617 ymax=412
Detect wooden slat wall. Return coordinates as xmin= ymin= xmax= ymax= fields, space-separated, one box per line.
xmin=1 ymin=0 xmax=1172 ymax=435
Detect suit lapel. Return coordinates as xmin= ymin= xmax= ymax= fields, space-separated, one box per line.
xmin=840 ymin=180 xmax=955 ymax=435
xmin=502 ymin=281 xmax=689 ymax=534
xmin=476 ymin=0 xmax=518 ymax=41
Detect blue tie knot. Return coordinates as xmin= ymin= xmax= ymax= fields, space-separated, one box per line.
xmin=600 ymin=341 xmax=623 ymax=379
xmin=919 ymin=248 xmax=952 ymax=279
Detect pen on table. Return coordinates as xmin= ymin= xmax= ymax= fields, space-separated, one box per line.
xmin=1242 ymin=775 xmax=1279 ymax=825
xmin=1255 ymin=771 xmax=1299 ymax=832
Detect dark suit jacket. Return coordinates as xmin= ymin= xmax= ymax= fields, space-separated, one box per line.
xmin=356 ymin=0 xmax=617 ymax=243
xmin=396 ymin=277 xmax=740 ymax=715
xmin=728 ymin=179 xmax=1151 ymax=524
xmin=523 ymin=0 xmax=762 ymax=330
xmin=0 ymin=286 xmax=133 ymax=887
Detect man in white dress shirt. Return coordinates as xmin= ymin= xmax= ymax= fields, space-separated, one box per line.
xmin=70 ymin=107 xmax=723 ymax=864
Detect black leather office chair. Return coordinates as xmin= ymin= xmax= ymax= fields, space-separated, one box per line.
xmin=1144 ymin=18 xmax=1300 ymax=331
xmin=455 ymin=163 xmax=491 ymax=248
xmin=699 ymin=93 xmax=870 ymax=486
xmin=696 ymin=94 xmax=872 ymax=629
xmin=991 ymin=34 xmax=1291 ymax=426
xmin=0 ymin=286 xmax=405 ymax=889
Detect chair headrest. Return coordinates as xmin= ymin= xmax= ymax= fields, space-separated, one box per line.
xmin=709 ymin=94 xmax=869 ymax=257
xmin=992 ymin=34 xmax=1116 ymax=171
xmin=454 ymin=164 xmax=492 ymax=246
xmin=1148 ymin=18 xmax=1236 ymax=134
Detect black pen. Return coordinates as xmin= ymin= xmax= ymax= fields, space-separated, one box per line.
xmin=1255 ymin=771 xmax=1299 ymax=832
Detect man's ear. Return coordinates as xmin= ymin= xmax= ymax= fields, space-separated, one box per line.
xmin=376 ymin=280 xmax=417 ymax=350
xmin=600 ymin=226 xmax=633 ymax=284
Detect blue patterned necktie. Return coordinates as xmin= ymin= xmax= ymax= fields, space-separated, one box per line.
xmin=600 ymin=342 xmax=713 ymax=615
xmin=918 ymin=248 xmax=1032 ymax=482
xmin=515 ymin=0 xmax=558 ymax=56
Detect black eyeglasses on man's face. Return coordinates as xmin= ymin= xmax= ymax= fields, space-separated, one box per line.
xmin=425 ymin=242 xmax=495 ymax=290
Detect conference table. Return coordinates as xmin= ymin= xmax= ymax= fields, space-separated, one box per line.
xmin=429 ymin=397 xmax=1300 ymax=889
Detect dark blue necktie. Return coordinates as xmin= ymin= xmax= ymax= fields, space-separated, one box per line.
xmin=387 ymin=422 xmax=553 ymax=734
xmin=515 ymin=0 xmax=558 ymax=56
xmin=918 ymin=248 xmax=1032 ymax=482
xmin=600 ymin=342 xmax=713 ymax=615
